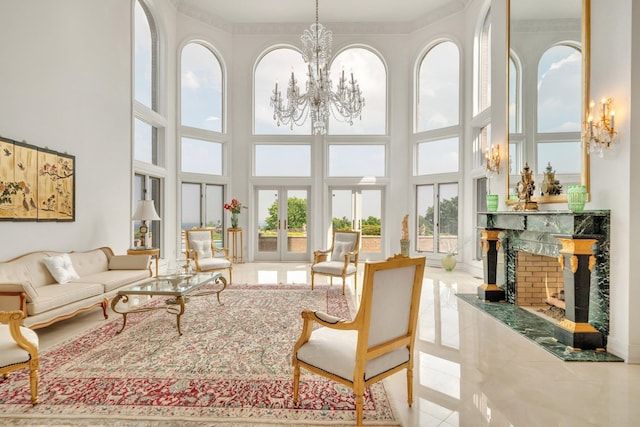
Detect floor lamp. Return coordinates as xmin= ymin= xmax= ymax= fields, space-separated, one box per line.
xmin=132 ymin=199 xmax=161 ymax=248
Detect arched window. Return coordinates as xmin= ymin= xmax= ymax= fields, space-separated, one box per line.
xmin=509 ymin=53 xmax=523 ymax=175
xmin=329 ymin=47 xmax=386 ymax=135
xmin=536 ymin=44 xmax=582 ymax=175
xmin=537 ymin=45 xmax=581 ymax=133
xmin=179 ymin=42 xmax=226 ymax=239
xmin=476 ymin=10 xmax=492 ymax=113
xmin=414 ymin=40 xmax=460 ymax=257
xmin=134 ymin=0 xmax=156 ymax=110
xmin=181 ymin=42 xmax=223 ymax=132
xmin=133 ymin=0 xmax=165 ymax=252
xmin=417 ymin=41 xmax=460 ymax=132
xmin=254 ymin=47 xmax=309 ymax=135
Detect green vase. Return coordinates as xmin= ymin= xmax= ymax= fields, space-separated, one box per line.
xmin=567 ymin=185 xmax=587 ymax=212
xmin=486 ymin=194 xmax=499 ymax=212
xmin=231 ymin=213 xmax=239 ymax=228
xmin=441 ymin=254 xmax=457 ymax=272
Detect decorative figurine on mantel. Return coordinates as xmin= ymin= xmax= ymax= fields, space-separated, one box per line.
xmin=514 ymin=162 xmax=538 ymax=211
xmin=540 ymin=162 xmax=562 ymax=196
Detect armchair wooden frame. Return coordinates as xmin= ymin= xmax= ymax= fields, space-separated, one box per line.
xmin=293 ymin=254 xmax=426 ymax=427
xmin=310 ymin=230 xmax=360 ymax=295
xmin=0 ymin=310 xmax=39 ymax=404
xmin=184 ymin=227 xmax=233 ymax=284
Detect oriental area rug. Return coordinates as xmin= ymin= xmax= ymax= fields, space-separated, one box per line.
xmin=0 ymin=284 xmax=400 ymax=426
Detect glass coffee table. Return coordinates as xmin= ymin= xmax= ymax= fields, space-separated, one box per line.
xmin=111 ymin=272 xmax=226 ymax=336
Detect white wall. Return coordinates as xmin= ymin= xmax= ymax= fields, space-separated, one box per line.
xmin=0 ymin=0 xmax=133 ymax=257
xmin=588 ymin=0 xmax=638 ymax=362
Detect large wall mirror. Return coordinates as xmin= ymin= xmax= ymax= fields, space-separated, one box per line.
xmin=506 ymin=0 xmax=590 ymax=204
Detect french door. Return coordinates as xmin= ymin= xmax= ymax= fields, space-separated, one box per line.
xmin=254 ymin=187 xmax=309 ymax=261
xmin=330 ymin=187 xmax=383 ymax=260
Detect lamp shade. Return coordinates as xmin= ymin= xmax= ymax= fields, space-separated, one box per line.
xmin=132 ymin=200 xmax=161 ymax=221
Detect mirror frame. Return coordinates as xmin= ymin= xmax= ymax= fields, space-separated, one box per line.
xmin=505 ymin=0 xmax=590 ymax=205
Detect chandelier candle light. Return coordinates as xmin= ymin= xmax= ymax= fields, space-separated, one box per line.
xmin=584 ymin=97 xmax=617 ymax=157
xmin=270 ymin=0 xmax=364 ymax=135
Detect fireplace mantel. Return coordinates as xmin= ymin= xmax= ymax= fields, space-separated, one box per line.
xmin=477 ymin=210 xmax=611 ymax=346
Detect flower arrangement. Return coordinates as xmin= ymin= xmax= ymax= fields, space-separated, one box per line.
xmin=224 ymin=198 xmax=247 ymax=228
xmin=224 ymin=198 xmax=247 ymax=214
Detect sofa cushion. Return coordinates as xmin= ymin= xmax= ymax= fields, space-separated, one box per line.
xmin=0 ymin=283 xmax=40 ymax=303
xmin=0 ymin=252 xmax=57 ymax=289
xmin=42 ymin=254 xmax=80 ymax=284
xmin=73 ymin=270 xmax=151 ymax=293
xmin=27 ymin=282 xmax=104 ymax=316
xmin=109 ymin=255 xmax=150 ymax=270
xmin=67 ymin=249 xmax=109 ymax=278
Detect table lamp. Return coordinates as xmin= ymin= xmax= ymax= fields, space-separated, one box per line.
xmin=132 ymin=199 xmax=161 ymax=248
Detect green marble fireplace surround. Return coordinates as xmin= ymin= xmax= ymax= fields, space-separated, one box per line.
xmin=476 ymin=210 xmax=611 ymax=353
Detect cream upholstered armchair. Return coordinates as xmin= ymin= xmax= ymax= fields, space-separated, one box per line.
xmin=310 ymin=230 xmax=360 ymax=294
xmin=185 ymin=227 xmax=232 ymax=283
xmin=293 ymin=254 xmax=426 ymax=427
xmin=0 ymin=310 xmax=39 ymax=404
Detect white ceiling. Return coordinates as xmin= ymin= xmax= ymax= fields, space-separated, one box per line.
xmin=173 ymin=0 xmax=467 ymax=25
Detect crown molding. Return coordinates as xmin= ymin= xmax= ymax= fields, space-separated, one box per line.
xmin=172 ymin=0 xmax=470 ymax=36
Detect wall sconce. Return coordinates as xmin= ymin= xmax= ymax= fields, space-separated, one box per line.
xmin=485 ymin=144 xmax=501 ymax=176
xmin=584 ymin=97 xmax=617 ymax=158
xmin=132 ymin=199 xmax=161 ymax=248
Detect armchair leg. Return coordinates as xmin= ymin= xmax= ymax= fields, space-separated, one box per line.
xmin=293 ymin=365 xmax=300 ymax=404
xmin=29 ymin=367 xmax=38 ymax=405
xmin=407 ymin=367 xmax=413 ymax=407
xmin=355 ymin=392 xmax=364 ymax=427
xmin=342 ymin=277 xmax=346 ymax=295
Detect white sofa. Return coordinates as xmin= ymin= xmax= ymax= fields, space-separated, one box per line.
xmin=0 ymin=247 xmax=152 ymax=329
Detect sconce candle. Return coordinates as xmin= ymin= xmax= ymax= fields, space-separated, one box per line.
xmin=583 ymin=97 xmax=617 ymax=158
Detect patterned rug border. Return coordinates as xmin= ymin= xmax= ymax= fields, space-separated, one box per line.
xmin=1 ymin=283 xmax=401 ymax=426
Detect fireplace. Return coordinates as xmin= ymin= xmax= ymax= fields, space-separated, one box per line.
xmin=477 ymin=210 xmax=610 ymax=350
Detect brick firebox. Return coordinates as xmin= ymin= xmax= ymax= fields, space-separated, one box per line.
xmin=515 ymin=252 xmax=563 ymax=307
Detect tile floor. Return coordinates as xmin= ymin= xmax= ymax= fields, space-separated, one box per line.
xmin=35 ymin=262 xmax=640 ymax=426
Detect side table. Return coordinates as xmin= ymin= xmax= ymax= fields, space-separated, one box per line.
xmin=226 ymin=228 xmax=243 ymax=263
xmin=127 ymin=247 xmax=160 ymax=277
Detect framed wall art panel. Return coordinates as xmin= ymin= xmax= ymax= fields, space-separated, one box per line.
xmin=0 ymin=136 xmax=75 ymax=221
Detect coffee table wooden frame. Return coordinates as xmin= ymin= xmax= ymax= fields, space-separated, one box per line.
xmin=111 ymin=272 xmax=226 ymax=336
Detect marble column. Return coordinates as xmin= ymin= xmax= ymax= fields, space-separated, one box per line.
xmin=554 ymin=237 xmax=603 ymax=350
xmin=478 ymin=229 xmax=506 ymax=302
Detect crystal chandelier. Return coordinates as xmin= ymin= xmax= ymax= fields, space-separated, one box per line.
xmin=270 ymin=0 xmax=365 ymax=135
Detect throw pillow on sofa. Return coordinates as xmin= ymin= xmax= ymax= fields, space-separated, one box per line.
xmin=42 ymin=253 xmax=80 ymax=284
